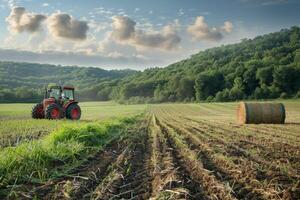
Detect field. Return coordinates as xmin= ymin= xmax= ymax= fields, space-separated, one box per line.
xmin=0 ymin=101 xmax=299 ymax=199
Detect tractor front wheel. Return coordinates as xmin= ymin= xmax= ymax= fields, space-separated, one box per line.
xmin=46 ymin=104 xmax=63 ymax=120
xmin=66 ymin=104 xmax=81 ymax=120
xmin=32 ymin=103 xmax=44 ymax=119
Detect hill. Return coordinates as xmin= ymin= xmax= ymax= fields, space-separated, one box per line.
xmin=1 ymin=26 xmax=300 ymax=103
xmin=106 ymin=26 xmax=300 ymax=103
xmin=0 ymin=62 xmax=136 ymax=102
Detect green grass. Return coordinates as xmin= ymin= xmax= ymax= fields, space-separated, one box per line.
xmin=0 ymin=102 xmax=148 ymax=147
xmin=0 ymin=116 xmax=137 ymax=194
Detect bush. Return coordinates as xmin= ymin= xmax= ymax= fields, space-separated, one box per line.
xmin=280 ymin=92 xmax=288 ymax=99
xmin=206 ymin=96 xmax=214 ymax=102
xmin=215 ymin=89 xmax=231 ymax=102
xmin=294 ymin=91 xmax=300 ymax=98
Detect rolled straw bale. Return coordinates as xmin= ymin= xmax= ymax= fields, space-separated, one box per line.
xmin=237 ymin=102 xmax=285 ymax=124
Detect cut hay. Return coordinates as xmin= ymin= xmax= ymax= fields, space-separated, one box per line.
xmin=237 ymin=102 xmax=285 ymax=124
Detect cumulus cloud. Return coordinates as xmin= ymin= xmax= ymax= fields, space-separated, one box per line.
xmin=187 ymin=16 xmax=233 ymax=42
xmin=111 ymin=16 xmax=136 ymax=40
xmin=222 ymin=21 xmax=233 ymax=33
xmin=111 ymin=16 xmax=181 ymax=50
xmin=6 ymin=7 xmax=46 ymax=34
xmin=47 ymin=13 xmax=89 ymax=40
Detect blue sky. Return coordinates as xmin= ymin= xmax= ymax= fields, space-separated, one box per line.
xmin=0 ymin=0 xmax=299 ymax=69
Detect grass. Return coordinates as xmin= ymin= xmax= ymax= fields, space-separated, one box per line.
xmin=0 ymin=101 xmax=148 ymax=147
xmin=1 ymin=100 xmax=299 ymax=198
xmin=0 ymin=116 xmax=138 ymax=193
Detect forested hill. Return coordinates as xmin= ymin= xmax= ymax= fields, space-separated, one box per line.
xmin=1 ymin=26 xmax=300 ymax=103
xmin=107 ymin=26 xmax=300 ymax=103
xmin=0 ymin=62 xmax=136 ymax=102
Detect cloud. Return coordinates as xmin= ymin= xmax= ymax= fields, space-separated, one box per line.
xmin=42 ymin=3 xmax=49 ymax=7
xmin=0 ymin=48 xmax=163 ymax=69
xmin=240 ymin=0 xmax=289 ymax=6
xmin=4 ymin=0 xmax=17 ymax=8
xmin=222 ymin=21 xmax=233 ymax=33
xmin=111 ymin=16 xmax=181 ymax=50
xmin=187 ymin=16 xmax=233 ymax=42
xmin=47 ymin=12 xmax=89 ymax=40
xmin=111 ymin=16 xmax=136 ymax=40
xmin=6 ymin=7 xmax=46 ymax=34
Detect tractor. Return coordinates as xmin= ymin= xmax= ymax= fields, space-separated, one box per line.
xmin=31 ymin=85 xmax=81 ymax=120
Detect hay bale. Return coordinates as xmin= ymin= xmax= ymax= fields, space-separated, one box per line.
xmin=237 ymin=102 xmax=285 ymax=124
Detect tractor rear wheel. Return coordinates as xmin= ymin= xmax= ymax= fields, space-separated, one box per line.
xmin=32 ymin=103 xmax=44 ymax=119
xmin=66 ymin=104 xmax=81 ymax=120
xmin=45 ymin=104 xmax=63 ymax=120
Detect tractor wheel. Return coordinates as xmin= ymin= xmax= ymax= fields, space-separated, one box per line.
xmin=66 ymin=104 xmax=81 ymax=120
xmin=45 ymin=104 xmax=63 ymax=120
xmin=32 ymin=103 xmax=44 ymax=119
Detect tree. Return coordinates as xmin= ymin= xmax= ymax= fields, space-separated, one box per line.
xmin=290 ymin=26 xmax=300 ymax=45
xmin=256 ymin=66 xmax=273 ymax=86
xmin=215 ymin=89 xmax=231 ymax=102
xmin=194 ymin=70 xmax=225 ymax=101
xmin=176 ymin=78 xmax=195 ymax=101
xmin=273 ymin=65 xmax=300 ymax=94
xmin=230 ymin=77 xmax=245 ymax=100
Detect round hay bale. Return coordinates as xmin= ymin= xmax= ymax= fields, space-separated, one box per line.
xmin=237 ymin=102 xmax=285 ymax=124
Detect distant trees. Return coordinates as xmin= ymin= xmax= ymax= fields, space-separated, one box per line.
xmin=1 ymin=26 xmax=300 ymax=103
xmin=0 ymin=61 xmax=136 ymax=103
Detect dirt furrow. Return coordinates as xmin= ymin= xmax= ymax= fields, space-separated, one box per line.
xmin=161 ymin=112 xmax=300 ymax=182
xmin=150 ymin=114 xmax=207 ymax=200
xmin=161 ymin=119 xmax=298 ymax=199
xmin=156 ymin=117 xmax=238 ymax=200
xmin=178 ymin=115 xmax=300 ymax=168
xmin=92 ymin=118 xmax=152 ymax=200
xmin=33 ymin=134 xmax=137 ymax=200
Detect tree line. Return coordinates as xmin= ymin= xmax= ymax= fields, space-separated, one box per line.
xmin=0 ymin=26 xmax=300 ymax=103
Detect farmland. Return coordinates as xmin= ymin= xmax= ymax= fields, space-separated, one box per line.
xmin=0 ymin=101 xmax=299 ymax=199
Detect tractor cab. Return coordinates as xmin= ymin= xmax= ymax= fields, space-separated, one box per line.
xmin=32 ymin=85 xmax=81 ymax=120
xmin=45 ymin=86 xmax=75 ymax=104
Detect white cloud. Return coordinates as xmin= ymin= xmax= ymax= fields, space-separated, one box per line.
xmin=4 ymin=0 xmax=17 ymax=8
xmin=111 ymin=16 xmax=181 ymax=51
xmin=47 ymin=12 xmax=89 ymax=40
xmin=6 ymin=7 xmax=46 ymax=34
xmin=42 ymin=3 xmax=49 ymax=7
xmin=187 ymin=16 xmax=233 ymax=42
xmin=178 ymin=9 xmax=184 ymax=16
xmin=222 ymin=21 xmax=233 ymax=33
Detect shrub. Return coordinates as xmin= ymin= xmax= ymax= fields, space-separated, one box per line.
xmin=280 ymin=92 xmax=288 ymax=99
xmin=215 ymin=89 xmax=231 ymax=102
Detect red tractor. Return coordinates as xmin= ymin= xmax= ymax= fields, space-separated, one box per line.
xmin=32 ymin=85 xmax=81 ymax=120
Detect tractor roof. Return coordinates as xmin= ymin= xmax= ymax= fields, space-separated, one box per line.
xmin=63 ymin=86 xmax=75 ymax=90
xmin=48 ymin=85 xmax=74 ymax=90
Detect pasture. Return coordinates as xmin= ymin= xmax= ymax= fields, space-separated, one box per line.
xmin=0 ymin=100 xmax=299 ymax=199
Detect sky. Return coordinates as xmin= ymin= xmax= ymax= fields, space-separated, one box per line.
xmin=0 ymin=0 xmax=299 ymax=70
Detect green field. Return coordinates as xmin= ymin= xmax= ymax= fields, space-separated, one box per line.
xmin=0 ymin=102 xmax=147 ymax=147
xmin=0 ymin=101 xmax=299 ymax=199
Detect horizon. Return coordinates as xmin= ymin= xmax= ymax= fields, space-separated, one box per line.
xmin=0 ymin=0 xmax=300 ymax=70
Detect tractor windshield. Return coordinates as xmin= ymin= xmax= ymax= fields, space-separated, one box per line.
xmin=49 ymin=88 xmax=61 ymax=99
xmin=62 ymin=89 xmax=74 ymax=100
